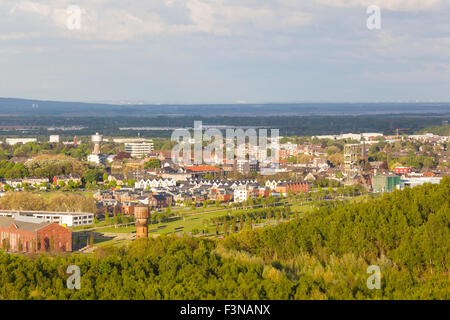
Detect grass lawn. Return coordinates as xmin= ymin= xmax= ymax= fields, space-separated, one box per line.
xmin=94 ymin=237 xmax=133 ymax=248
xmin=94 ymin=201 xmax=316 ymax=237
xmin=79 ymin=195 xmax=371 ymax=250
xmin=97 ymin=209 xmax=231 ymax=235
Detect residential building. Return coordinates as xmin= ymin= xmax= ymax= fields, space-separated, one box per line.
xmin=236 ymin=160 xmax=259 ymax=174
xmin=275 ymin=181 xmax=309 ymax=196
xmin=135 ymin=178 xmax=177 ymax=189
xmin=149 ymin=194 xmax=172 ymax=209
xmin=233 ymin=184 xmax=269 ymax=203
xmin=233 ymin=185 xmax=249 ymax=203
xmin=394 ymin=167 xmax=411 ymax=174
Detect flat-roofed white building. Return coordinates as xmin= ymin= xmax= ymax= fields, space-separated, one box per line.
xmin=314 ymin=133 xmax=383 ymax=141
xmin=87 ymin=153 xmax=107 ymax=165
xmin=6 ymin=138 xmax=37 ymax=145
xmin=400 ymin=177 xmax=443 ymax=189
xmin=113 ymin=138 xmax=153 ymax=143
xmin=0 ymin=210 xmax=94 ymax=227
xmin=125 ymin=142 xmax=154 ymax=158
xmin=49 ymin=135 xmax=60 ymax=143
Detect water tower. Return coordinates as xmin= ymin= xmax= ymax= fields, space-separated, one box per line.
xmin=92 ymin=132 xmax=103 ymax=155
xmin=135 ymin=204 xmax=149 ymax=239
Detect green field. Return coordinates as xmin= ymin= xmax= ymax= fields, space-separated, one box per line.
xmin=82 ymin=195 xmax=374 ymax=249
xmin=93 ymin=201 xmax=315 ymax=237
xmin=94 ymin=237 xmax=133 ymax=248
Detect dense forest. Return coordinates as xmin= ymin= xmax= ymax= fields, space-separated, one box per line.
xmin=1 ymin=114 xmax=449 ymax=138
xmin=1 ymin=98 xmax=449 ymax=117
xmin=0 ymin=179 xmax=448 ymax=299
xmin=418 ymin=124 xmax=450 ymax=136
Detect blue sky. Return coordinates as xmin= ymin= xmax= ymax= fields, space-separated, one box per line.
xmin=0 ymin=0 xmax=449 ymax=104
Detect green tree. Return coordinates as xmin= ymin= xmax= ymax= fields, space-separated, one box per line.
xmin=83 ymin=169 xmax=102 ymax=185
xmin=144 ymin=158 xmax=161 ymax=169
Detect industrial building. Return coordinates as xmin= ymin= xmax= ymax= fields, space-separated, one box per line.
xmin=344 ymin=144 xmax=361 ymax=176
xmin=0 ymin=216 xmax=72 ymax=252
xmin=400 ymin=177 xmax=443 ymax=189
xmin=372 ymin=175 xmax=401 ymax=193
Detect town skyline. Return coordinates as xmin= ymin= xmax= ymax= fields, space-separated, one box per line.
xmin=0 ymin=0 xmax=448 ymax=305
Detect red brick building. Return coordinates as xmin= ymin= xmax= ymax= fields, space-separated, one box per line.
xmin=0 ymin=216 xmax=72 ymax=253
xmin=247 ymin=186 xmax=270 ymax=200
xmin=209 ymin=188 xmax=233 ymax=202
xmin=275 ymin=181 xmax=309 ymax=195
xmin=122 ymin=205 xmax=135 ymax=216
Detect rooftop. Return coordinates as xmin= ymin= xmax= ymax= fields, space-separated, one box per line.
xmin=0 ymin=216 xmax=50 ymax=232
xmin=0 ymin=210 xmax=93 ymax=216
xmin=185 ymin=165 xmax=221 ymax=172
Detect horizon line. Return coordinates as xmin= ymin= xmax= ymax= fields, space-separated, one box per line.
xmin=1 ymin=96 xmax=450 ymax=106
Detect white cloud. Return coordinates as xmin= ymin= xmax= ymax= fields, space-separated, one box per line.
xmin=1 ymin=0 xmax=449 ymax=102
xmin=5 ymin=0 xmax=316 ymax=40
xmin=308 ymin=0 xmax=446 ymax=11
xmin=9 ymin=1 xmax=52 ymax=16
xmin=0 ymin=32 xmax=41 ymax=40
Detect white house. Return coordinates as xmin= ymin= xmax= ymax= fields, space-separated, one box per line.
xmin=135 ymin=178 xmax=176 ymax=189
xmin=265 ymin=180 xmax=281 ymax=190
xmin=234 ymin=185 xmax=248 ymax=203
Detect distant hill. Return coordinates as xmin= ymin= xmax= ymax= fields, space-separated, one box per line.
xmin=1 ymin=97 xmax=449 ymax=117
xmin=417 ymin=124 xmax=450 ymax=136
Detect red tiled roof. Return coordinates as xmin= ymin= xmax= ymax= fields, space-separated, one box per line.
xmin=185 ymin=165 xmax=221 ymax=172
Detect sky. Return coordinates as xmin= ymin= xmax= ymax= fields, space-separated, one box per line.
xmin=0 ymin=0 xmax=449 ymax=104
